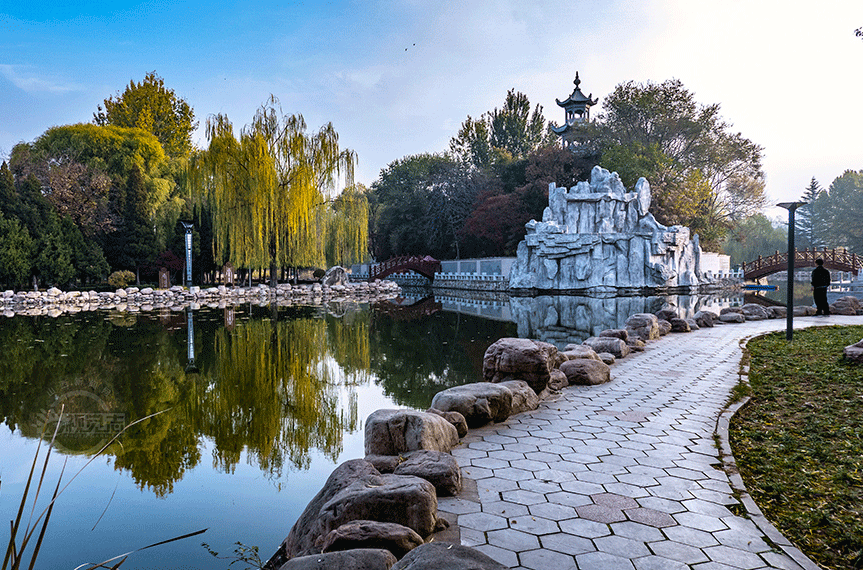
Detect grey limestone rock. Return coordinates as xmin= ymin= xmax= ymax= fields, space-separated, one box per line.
xmin=693 ymin=310 xmax=717 ymax=328
xmin=741 ymin=303 xmax=769 ymax=321
xmin=547 ymin=369 xmax=568 ymax=391
xmin=668 ymin=317 xmax=691 ymax=333
xmin=656 ymin=319 xmax=673 ymax=336
xmin=365 ymin=409 xmax=458 ymax=457
xmin=599 ymin=328 xmax=629 ymax=341
xmin=561 ymin=345 xmax=601 ymax=361
xmin=625 ymin=313 xmax=660 ymax=341
xmin=496 ymin=379 xmax=539 ymax=415
xmin=430 ymin=383 xmax=513 ymax=428
xmin=391 ymin=542 xmax=507 ymax=570
xmin=719 ymin=312 xmax=745 ymax=323
xmin=424 ymin=407 xmax=468 ymax=438
xmin=321 ymin=266 xmax=349 ymax=287
xmin=321 ymin=521 xmax=423 ymax=559
xmin=597 ymin=352 xmax=616 ymax=365
xmin=482 ymin=337 xmax=558 ymax=394
xmin=582 ymin=336 xmax=630 ymax=358
xmin=278 ymin=548 xmax=397 ymax=570
xmin=844 ymin=338 xmax=863 ymax=363
xmin=393 ymin=450 xmax=461 ymax=496
xmin=559 ymin=359 xmax=611 ymax=386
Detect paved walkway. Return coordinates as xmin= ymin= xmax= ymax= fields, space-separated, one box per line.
xmin=438 ymin=315 xmax=862 ymax=570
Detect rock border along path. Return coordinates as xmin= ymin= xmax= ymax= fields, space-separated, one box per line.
xmin=440 ymin=316 xmax=862 ymax=570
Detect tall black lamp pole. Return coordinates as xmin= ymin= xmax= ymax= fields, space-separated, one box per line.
xmin=181 ymin=221 xmax=194 ymax=287
xmin=777 ymin=202 xmax=805 ymax=341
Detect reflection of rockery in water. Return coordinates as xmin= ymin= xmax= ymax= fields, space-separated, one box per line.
xmin=509 ymin=294 xmax=742 ymax=348
xmin=509 ymin=166 xmax=703 ymax=293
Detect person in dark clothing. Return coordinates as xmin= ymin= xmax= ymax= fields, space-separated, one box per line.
xmin=811 ymin=258 xmax=831 ymax=316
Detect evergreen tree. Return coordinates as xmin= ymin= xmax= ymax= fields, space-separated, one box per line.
xmin=0 ymin=161 xmax=17 ymax=217
xmin=0 ymin=212 xmax=33 ymax=289
xmin=124 ymin=165 xmax=157 ymax=284
xmin=796 ymin=177 xmax=823 ymax=249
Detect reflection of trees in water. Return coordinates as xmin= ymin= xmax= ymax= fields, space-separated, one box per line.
xmin=0 ymin=308 xmax=365 ymax=497
xmin=368 ymin=304 xmax=517 ymax=409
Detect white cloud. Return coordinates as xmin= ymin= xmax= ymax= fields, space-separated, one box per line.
xmin=0 ymin=64 xmax=82 ymax=94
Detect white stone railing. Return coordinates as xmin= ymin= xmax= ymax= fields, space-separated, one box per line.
xmin=434 ymin=272 xmax=508 ymax=282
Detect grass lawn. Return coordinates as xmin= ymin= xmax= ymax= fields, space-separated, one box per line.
xmin=731 ymin=325 xmax=863 ymax=570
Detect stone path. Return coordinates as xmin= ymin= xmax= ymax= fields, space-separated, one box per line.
xmin=439 ymin=315 xmax=862 ymax=570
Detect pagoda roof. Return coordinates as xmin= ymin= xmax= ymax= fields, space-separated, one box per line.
xmin=556 ymin=72 xmax=598 ymax=108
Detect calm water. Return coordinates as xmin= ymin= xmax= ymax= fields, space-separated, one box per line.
xmin=0 ymin=292 xmax=738 ymax=569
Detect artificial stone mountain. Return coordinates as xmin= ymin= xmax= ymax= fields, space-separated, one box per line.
xmin=509 ymin=166 xmax=702 ymax=293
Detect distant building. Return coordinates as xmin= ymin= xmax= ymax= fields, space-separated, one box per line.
xmin=550 ymin=72 xmax=598 ymax=150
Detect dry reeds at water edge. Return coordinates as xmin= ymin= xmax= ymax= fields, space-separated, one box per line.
xmin=2 ymin=407 xmax=207 ymax=570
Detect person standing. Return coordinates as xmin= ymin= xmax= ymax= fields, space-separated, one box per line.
xmin=811 ymin=258 xmax=831 ymax=316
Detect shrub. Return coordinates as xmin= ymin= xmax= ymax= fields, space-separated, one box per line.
xmin=108 ymin=270 xmax=136 ymax=289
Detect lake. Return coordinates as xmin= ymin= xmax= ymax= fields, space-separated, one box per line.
xmin=0 ymin=291 xmax=739 ymax=569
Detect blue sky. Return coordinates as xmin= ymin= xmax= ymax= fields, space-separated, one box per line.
xmin=2 ymin=0 xmax=862 ymax=211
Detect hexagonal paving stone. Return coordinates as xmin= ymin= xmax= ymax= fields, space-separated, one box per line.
xmin=482 ymin=500 xmax=529 ymax=518
xmin=488 ymin=449 xmax=530 ymax=461
xmin=474 ymin=543 xmax=519 ymax=568
xmin=575 ymin=504 xmax=626 ymax=524
xmin=575 ymin=551 xmax=636 ymax=570
xmin=436 ymin=496 xmax=482 ymax=515
xmin=632 ymin=555 xmax=690 ymax=570
xmin=546 ymin=490 xmax=593 ymax=508
xmin=471 ymin=457 xmax=511 ymax=470
xmin=458 ymin=511 xmax=509 ymax=532
xmin=662 ymin=524 xmax=720 ymax=548
xmin=702 ymin=545 xmax=767 ymax=569
xmin=527 ymin=501 xmax=576 ymax=521
xmin=558 ymin=516 xmax=611 ymax=538
xmin=487 ymin=527 xmax=540 ymax=551
xmin=518 ymin=478 xmax=561 ymax=494
xmin=609 ymin=520 xmax=665 ymax=543
xmin=673 ymin=511 xmax=730 ymax=533
xmin=500 ymin=489 xmax=547 ymax=505
xmin=591 ymin=492 xmax=639 ymax=510
xmin=495 ymin=467 xmax=535 ymax=481
xmin=648 ymin=539 xmax=710 ymax=564
xmin=593 ymin=534 xmax=652 ymax=558
xmin=624 ymin=507 xmax=677 ymax=528
xmin=519 ymin=548 xmax=577 ymax=570
xmin=507 ymin=514 xmax=559 ymax=535
xmin=539 ymin=532 xmax=595 ymax=556
xmin=510 ymin=458 xmax=551 ymax=472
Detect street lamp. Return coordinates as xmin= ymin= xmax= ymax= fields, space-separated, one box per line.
xmin=181 ymin=221 xmax=194 ymax=287
xmin=777 ymin=202 xmax=805 ymax=341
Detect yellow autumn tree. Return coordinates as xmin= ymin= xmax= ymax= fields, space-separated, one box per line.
xmin=192 ymin=96 xmax=365 ymax=282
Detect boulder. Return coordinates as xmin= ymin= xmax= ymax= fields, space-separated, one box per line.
xmin=656 ymin=319 xmax=672 ymax=336
xmin=655 ymin=308 xmax=679 ymax=322
xmin=322 ymin=521 xmax=423 ymax=559
xmin=365 ymin=409 xmax=459 ymax=457
xmin=720 ymin=307 xmax=743 ymax=315
xmin=496 ymin=379 xmax=539 ymax=415
xmin=767 ymin=306 xmax=786 ymax=319
xmin=598 ymin=328 xmax=629 ymax=341
xmin=668 ymin=318 xmax=691 ymax=333
xmin=282 ymin=459 xmax=382 ymax=558
xmin=793 ymin=305 xmax=816 ymax=316
xmin=393 ymin=450 xmax=461 ymax=496
xmin=424 ymin=407 xmax=468 ymax=438
xmin=279 ymin=548 xmax=397 ymax=570
xmin=559 ymin=359 xmax=611 ymax=386
xmin=430 ymin=383 xmax=513 ymax=427
xmin=831 ymin=296 xmax=861 ymax=315
xmin=319 ymin=474 xmax=439 ymax=539
xmin=582 ymin=336 xmax=630 ymax=358
xmin=625 ymin=313 xmax=660 ymax=341
xmin=597 ymin=352 xmax=616 ymax=365
xmin=364 ymin=455 xmax=403 ymax=474
xmin=547 ymin=369 xmax=568 ymax=391
xmin=693 ymin=310 xmax=717 ymax=328
xmin=741 ymin=304 xmax=769 ymax=321
xmin=685 ymin=318 xmax=700 ymax=331
xmin=483 ymin=338 xmax=558 ymax=393
xmin=844 ymin=338 xmax=863 ymax=363
xmin=321 ymin=266 xmax=349 ymax=287
xmin=719 ymin=312 xmax=745 ymax=323
xmin=626 ymin=338 xmax=646 ymax=352
xmin=391 ymin=542 xmax=507 ymax=570
xmin=561 ymin=345 xmax=601 ymax=361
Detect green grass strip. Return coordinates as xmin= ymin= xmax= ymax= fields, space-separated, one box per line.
xmin=731 ymin=325 xmax=863 ymax=570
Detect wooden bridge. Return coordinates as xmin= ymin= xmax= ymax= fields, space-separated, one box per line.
xmin=369 ymin=256 xmax=441 ymax=281
xmin=742 ymin=248 xmax=861 ymax=281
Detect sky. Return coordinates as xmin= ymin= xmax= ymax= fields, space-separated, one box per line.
xmin=2 ymin=0 xmax=863 ymax=216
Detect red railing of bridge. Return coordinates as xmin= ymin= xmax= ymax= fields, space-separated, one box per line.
xmin=742 ymin=248 xmax=861 ymax=281
xmin=369 ymin=256 xmax=442 ymax=282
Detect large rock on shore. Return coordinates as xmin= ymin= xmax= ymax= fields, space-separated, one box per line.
xmin=559 ymin=359 xmax=611 ymax=386
xmin=424 ymin=408 xmax=468 ymax=438
xmin=391 ymin=542 xmax=507 ymax=570
xmin=322 ymin=521 xmax=423 ymax=559
xmin=430 ymin=383 xmax=513 ymax=428
xmin=282 ymin=459 xmax=382 ymax=558
xmin=741 ymin=304 xmax=769 ymax=321
xmin=844 ymin=338 xmax=863 ymax=363
xmin=693 ymin=310 xmax=717 ymax=328
xmin=482 ymin=338 xmax=558 ymax=393
xmin=279 ymin=548 xmax=397 ymax=570
xmin=625 ymin=313 xmax=660 ymax=341
xmin=582 ymin=336 xmax=630 ymax=358
xmin=832 ymin=296 xmax=862 ymax=315
xmin=496 ymin=379 xmax=539 ymax=415
xmin=365 ymin=409 xmax=458 ymax=456
xmin=561 ymin=345 xmax=601 ymax=361
xmin=393 ymin=450 xmax=462 ymax=496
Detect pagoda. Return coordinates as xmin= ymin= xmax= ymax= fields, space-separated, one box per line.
xmin=551 ymin=72 xmax=598 ymax=150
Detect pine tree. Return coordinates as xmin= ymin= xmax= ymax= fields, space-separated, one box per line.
xmin=796 ymin=177 xmax=823 ymax=249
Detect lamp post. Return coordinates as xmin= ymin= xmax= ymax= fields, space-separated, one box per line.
xmin=181 ymin=221 xmax=194 ymax=287
xmin=777 ymin=202 xmax=805 ymax=341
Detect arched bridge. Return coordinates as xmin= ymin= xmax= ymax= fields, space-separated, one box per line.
xmin=369 ymin=256 xmax=441 ymax=281
xmin=742 ymin=248 xmax=861 ymax=281
xmin=372 ymin=296 xmax=442 ymax=321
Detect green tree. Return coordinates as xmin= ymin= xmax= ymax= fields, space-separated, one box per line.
xmin=0 ymin=212 xmax=33 ymax=289
xmin=816 ymin=170 xmax=863 ymax=254
xmin=795 ymin=177 xmax=823 ymax=249
xmin=326 ymin=184 xmax=369 ymax=267
xmin=194 ymin=97 xmax=362 ymax=282
xmin=94 ymin=71 xmax=197 ymax=159
xmin=721 ymin=214 xmax=787 ymax=267
xmin=0 ymin=161 xmax=16 ymax=217
xmin=596 ymin=79 xmax=765 ymax=249
xmin=450 ymin=89 xmax=552 ymax=170
xmin=122 ymin=164 xmax=158 ymax=283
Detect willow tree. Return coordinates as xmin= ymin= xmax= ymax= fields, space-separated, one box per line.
xmin=193 ymin=96 xmax=363 ymax=283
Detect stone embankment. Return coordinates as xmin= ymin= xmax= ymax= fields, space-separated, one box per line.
xmin=264 ymin=296 xmax=863 ymax=570
xmin=0 ymin=280 xmax=402 ymax=317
